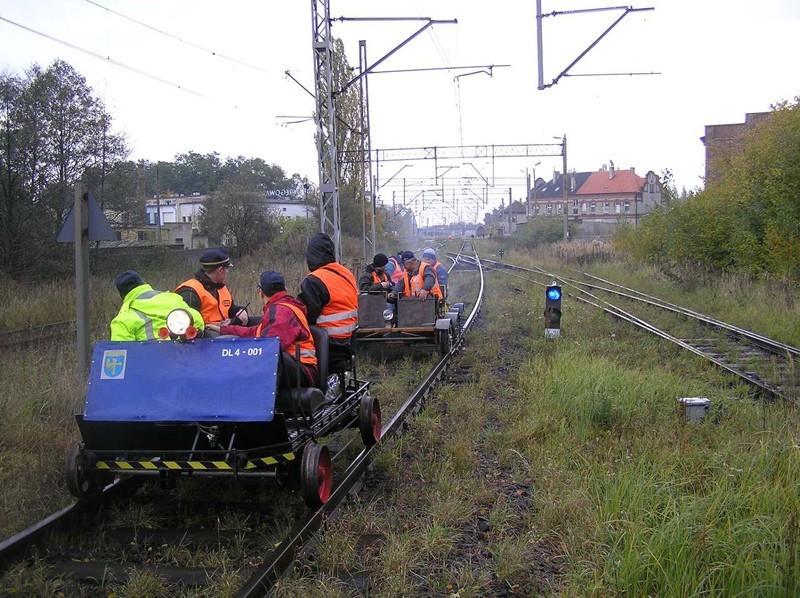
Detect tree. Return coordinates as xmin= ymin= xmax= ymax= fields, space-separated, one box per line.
xmin=198 ymin=181 xmax=280 ymax=255
xmin=0 ymin=60 xmax=128 ymax=278
xmin=0 ymin=72 xmax=39 ymax=275
xmin=615 ymin=99 xmax=800 ymax=280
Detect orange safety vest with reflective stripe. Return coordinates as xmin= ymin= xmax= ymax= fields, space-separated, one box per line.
xmin=401 ymin=262 xmax=443 ymax=300
xmin=372 ymin=270 xmax=389 ymax=285
xmin=388 ymin=257 xmax=404 ymax=283
xmin=310 ymin=263 xmax=359 ymax=340
xmin=175 ymin=278 xmax=232 ymax=324
xmin=256 ymin=302 xmax=317 ymax=367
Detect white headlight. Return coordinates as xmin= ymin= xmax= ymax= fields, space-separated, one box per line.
xmin=166 ymin=309 xmax=193 ymax=336
xmin=383 ymin=308 xmax=394 ymax=321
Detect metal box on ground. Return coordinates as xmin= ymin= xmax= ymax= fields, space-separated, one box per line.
xmin=678 ymin=397 xmax=710 ymax=422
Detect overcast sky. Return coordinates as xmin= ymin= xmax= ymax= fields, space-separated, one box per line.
xmin=2 ymin=0 xmax=798 ymax=223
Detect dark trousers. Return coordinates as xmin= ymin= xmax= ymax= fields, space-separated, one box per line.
xmin=277 ymin=351 xmax=318 ymax=389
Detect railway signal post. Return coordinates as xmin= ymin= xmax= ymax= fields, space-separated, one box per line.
xmin=544 ymin=282 xmax=562 ymax=338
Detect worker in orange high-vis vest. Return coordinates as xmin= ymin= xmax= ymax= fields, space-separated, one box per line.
xmin=386 ymin=252 xmax=405 ymax=284
xmin=175 ymin=248 xmax=258 ymax=336
xmin=298 ymin=233 xmax=358 ymax=364
xmin=358 ymin=252 xmax=392 ymax=292
xmin=208 ymin=271 xmax=318 ymax=389
xmin=388 ymin=252 xmax=443 ymax=302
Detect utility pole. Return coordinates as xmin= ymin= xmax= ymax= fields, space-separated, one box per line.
xmin=156 ymin=164 xmax=162 ymax=244
xmin=303 ymin=177 xmax=310 ymax=220
xmin=525 ymin=169 xmax=531 ymax=217
xmin=74 ymin=184 xmax=90 ymax=374
xmin=561 ymin=134 xmax=568 ymax=242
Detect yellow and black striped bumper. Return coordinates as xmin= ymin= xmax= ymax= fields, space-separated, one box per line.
xmin=95 ymin=452 xmax=296 ymax=472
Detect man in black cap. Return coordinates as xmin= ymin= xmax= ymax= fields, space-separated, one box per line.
xmin=207 ymin=271 xmax=318 ymax=388
xmin=358 ymin=252 xmax=392 ymax=292
xmin=110 ymin=270 xmax=204 ymax=341
xmin=174 ymin=247 xmax=256 ymax=333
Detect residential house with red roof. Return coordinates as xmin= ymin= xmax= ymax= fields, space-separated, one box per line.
xmin=523 ymin=163 xmax=663 ymax=238
xmin=576 ymin=163 xmax=662 ymax=225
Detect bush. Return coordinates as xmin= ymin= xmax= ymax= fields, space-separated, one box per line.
xmin=614 ymin=99 xmax=800 ymax=281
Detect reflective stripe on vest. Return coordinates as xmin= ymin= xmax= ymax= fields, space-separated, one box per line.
xmin=176 ymin=278 xmax=232 ymax=324
xmin=371 ymin=270 xmax=388 ymax=285
xmin=311 ymin=263 xmax=359 ymax=339
xmin=257 ymin=302 xmax=317 ymax=366
xmin=129 ymin=290 xmax=162 ymax=339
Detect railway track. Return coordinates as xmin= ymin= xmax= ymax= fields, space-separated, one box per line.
xmin=0 ymin=244 xmax=484 ymax=596
xmin=473 ymin=257 xmax=798 ymax=403
xmin=0 ymin=320 xmax=76 ymax=349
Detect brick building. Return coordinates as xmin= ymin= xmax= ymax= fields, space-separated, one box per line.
xmin=701 ymin=112 xmax=771 ymax=185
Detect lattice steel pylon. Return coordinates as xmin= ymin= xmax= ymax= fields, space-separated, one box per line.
xmin=311 ymin=0 xmax=342 ymax=260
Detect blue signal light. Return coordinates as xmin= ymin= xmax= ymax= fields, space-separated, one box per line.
xmin=546 ymin=287 xmax=562 ymax=301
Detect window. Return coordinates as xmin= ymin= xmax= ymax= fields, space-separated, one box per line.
xmin=182 ymin=216 xmax=187 ymax=222
xmin=546 ymin=204 xmax=552 ymax=215
xmin=582 ymin=202 xmax=587 ymax=214
xmin=590 ymin=203 xmax=596 ymax=215
xmin=615 ymin=202 xmax=621 ymax=214
xmin=137 ymin=231 xmax=146 ymax=241
xmin=175 ymin=237 xmax=183 ymax=245
xmin=603 ymin=202 xmax=609 ymax=214
xmin=624 ymin=201 xmax=630 ymax=213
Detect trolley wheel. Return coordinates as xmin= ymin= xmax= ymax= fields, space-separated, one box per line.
xmin=65 ymin=443 xmax=97 ymax=498
xmin=359 ymin=395 xmax=382 ymax=446
xmin=301 ymin=444 xmax=332 ymax=507
xmin=438 ymin=325 xmax=452 ymax=356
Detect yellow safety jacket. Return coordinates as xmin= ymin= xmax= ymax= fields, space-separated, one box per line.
xmin=110 ymin=284 xmax=205 ymax=341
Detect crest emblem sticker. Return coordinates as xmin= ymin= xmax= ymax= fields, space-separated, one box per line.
xmin=101 ymin=350 xmax=127 ymax=379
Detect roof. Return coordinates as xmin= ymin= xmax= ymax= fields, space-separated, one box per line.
xmin=577 ymin=169 xmax=644 ymax=195
xmin=503 ymin=200 xmax=528 ymax=214
xmin=535 ymin=172 xmax=593 ymax=199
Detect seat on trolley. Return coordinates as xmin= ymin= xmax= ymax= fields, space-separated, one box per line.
xmin=274 ymin=325 xmax=328 ymax=416
xmin=397 ymin=296 xmax=438 ymax=327
xmin=358 ymin=292 xmax=388 ymax=329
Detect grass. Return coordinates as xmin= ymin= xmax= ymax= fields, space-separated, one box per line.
xmin=3 ymin=240 xmax=800 ymax=595
xmin=274 ymin=244 xmax=800 ymax=595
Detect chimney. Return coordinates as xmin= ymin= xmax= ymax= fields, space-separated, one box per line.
xmin=609 ymin=160 xmax=615 ymax=179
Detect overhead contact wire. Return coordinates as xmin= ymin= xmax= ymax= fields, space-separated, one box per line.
xmin=0 ymin=15 xmax=206 ymax=97
xmin=84 ymin=0 xmax=276 ymax=77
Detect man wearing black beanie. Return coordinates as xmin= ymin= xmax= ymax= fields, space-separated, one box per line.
xmin=358 ymin=253 xmax=392 ymax=292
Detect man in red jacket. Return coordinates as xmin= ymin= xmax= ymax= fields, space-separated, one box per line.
xmin=207 ymin=271 xmax=318 ymax=389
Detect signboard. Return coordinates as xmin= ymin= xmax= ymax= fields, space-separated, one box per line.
xmin=84 ymin=337 xmax=280 ymax=422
